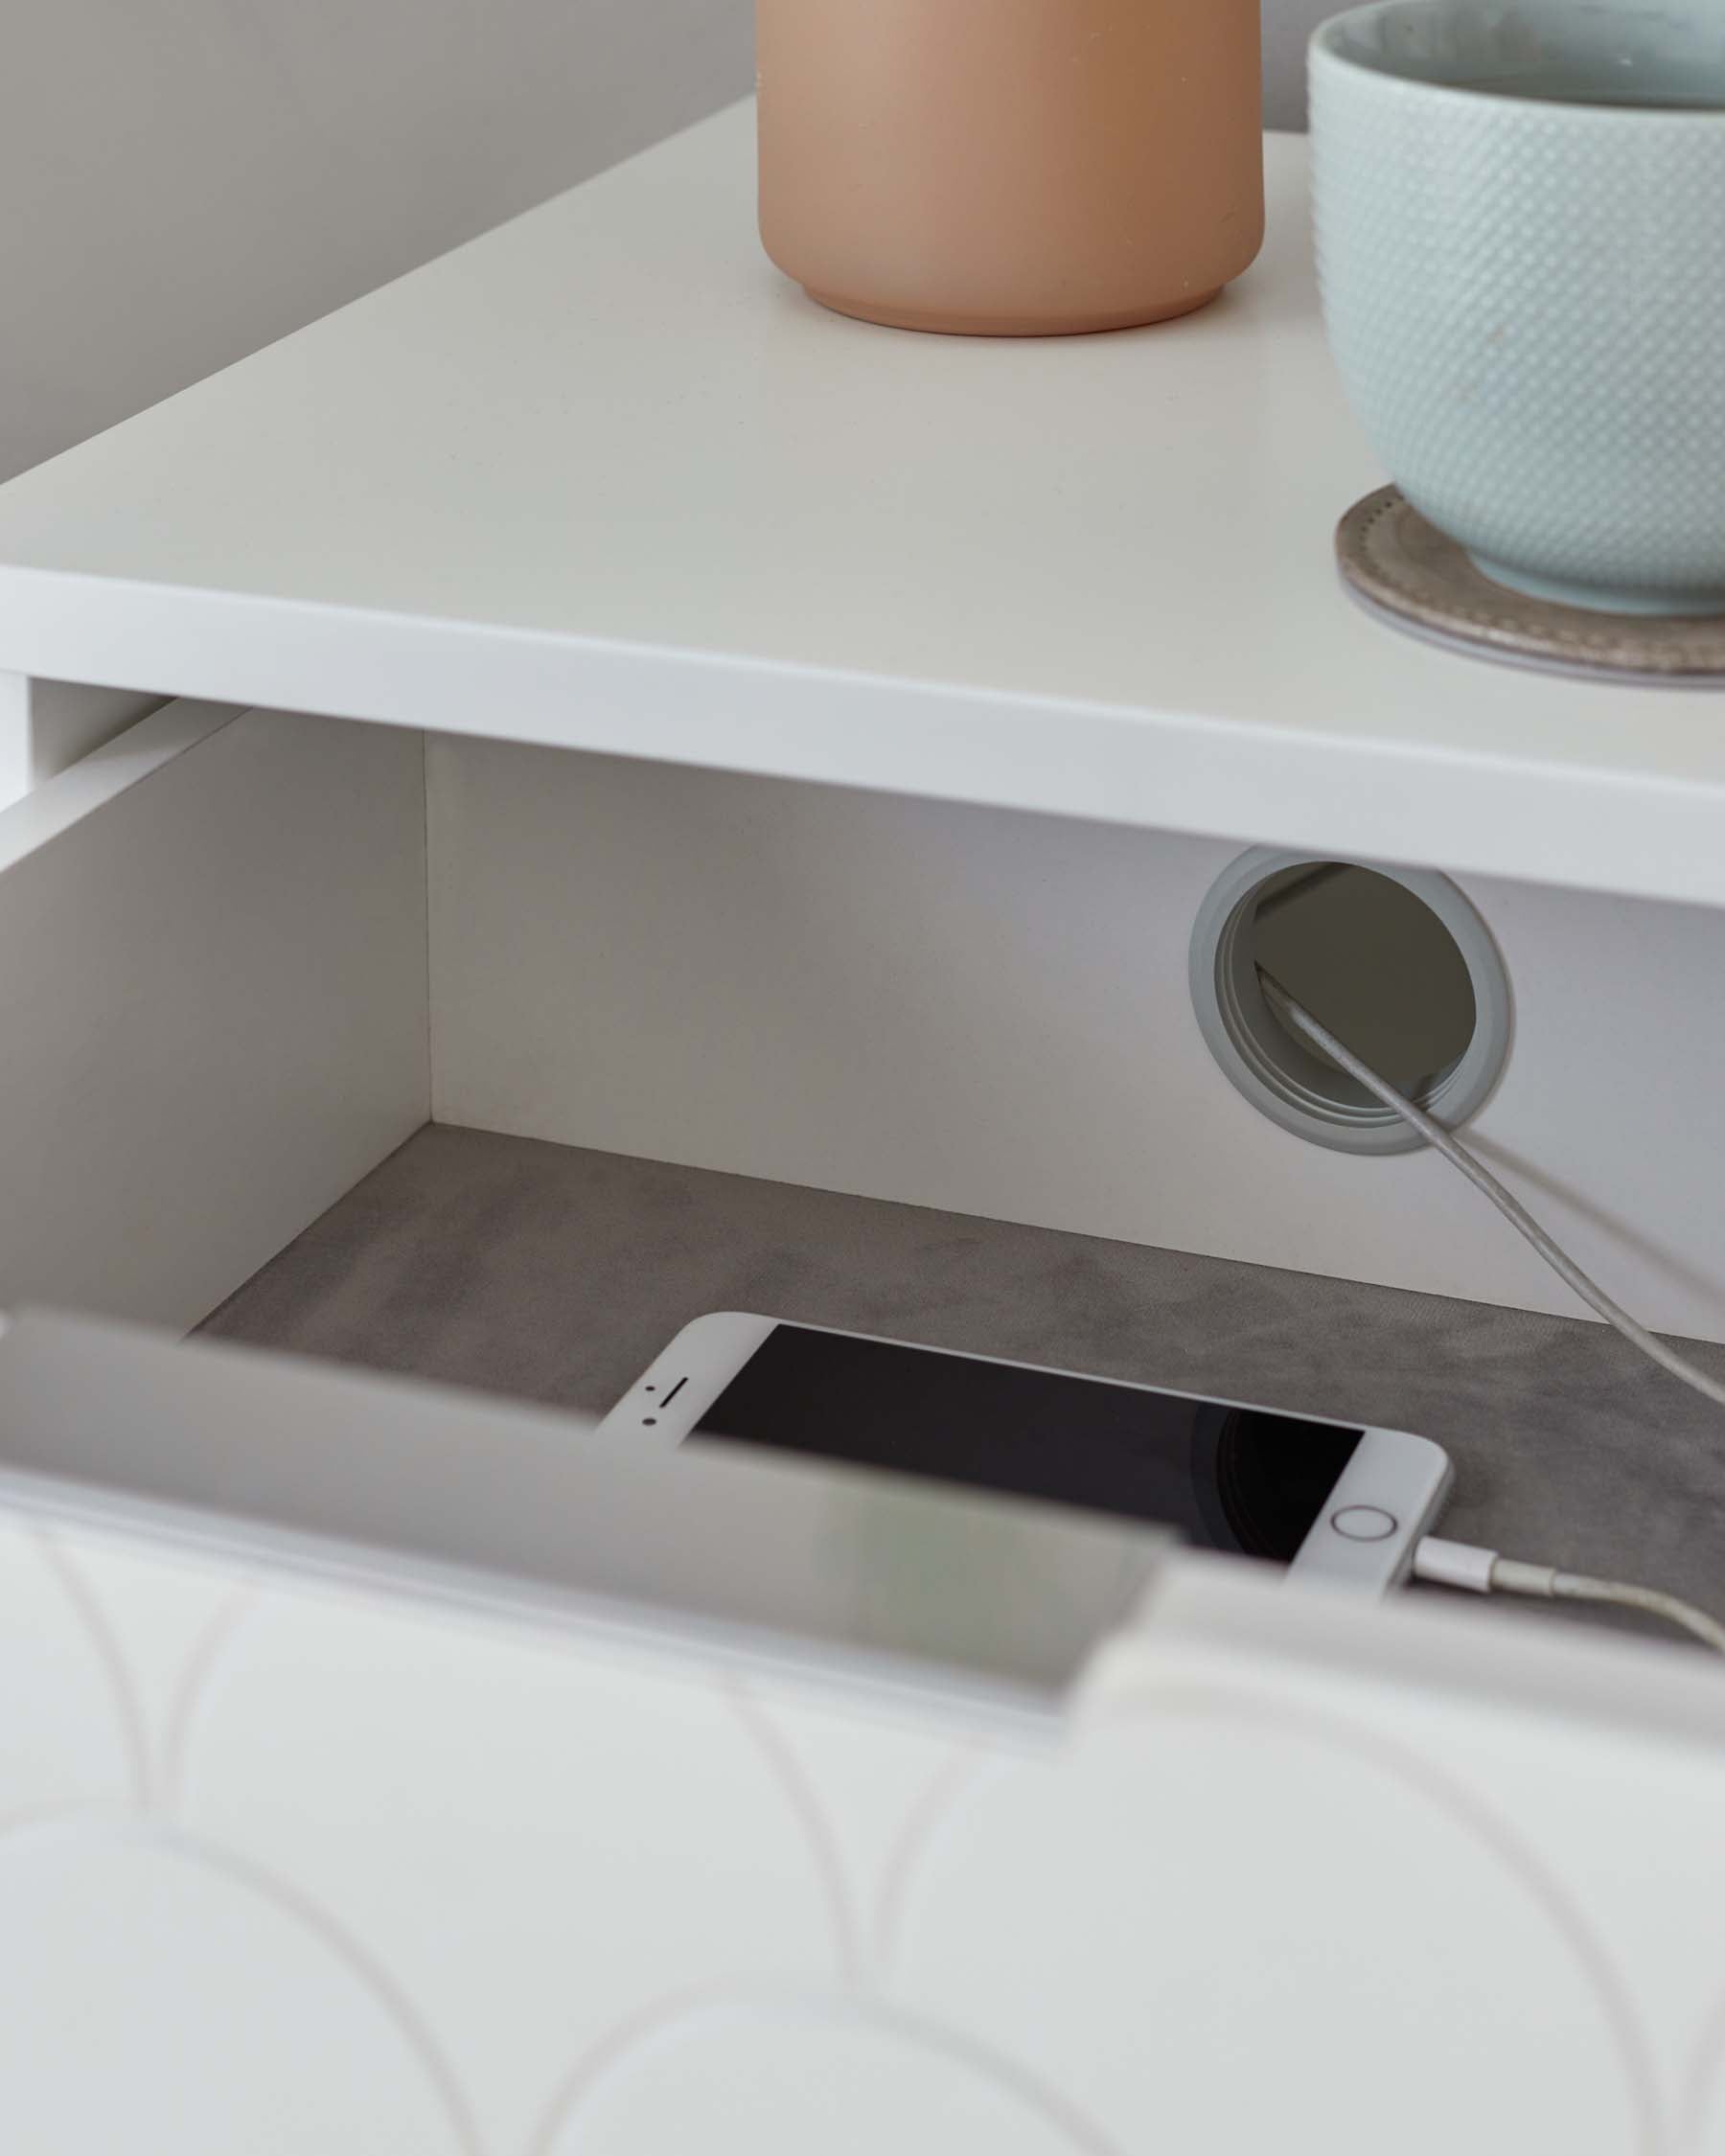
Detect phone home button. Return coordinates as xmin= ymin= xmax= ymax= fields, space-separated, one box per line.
xmin=1331 ymin=1504 xmax=1398 ymax=1543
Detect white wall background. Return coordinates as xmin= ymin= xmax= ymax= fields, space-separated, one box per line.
xmin=0 ymin=0 xmax=754 ymax=481
xmin=1 ymin=0 xmax=1331 ymax=483
xmin=1263 ymin=0 xmax=1338 ymax=130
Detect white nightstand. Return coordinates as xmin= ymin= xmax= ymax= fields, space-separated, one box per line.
xmin=0 ymin=107 xmax=1722 ymax=2151
xmin=0 ymin=107 xmax=1717 ymax=1341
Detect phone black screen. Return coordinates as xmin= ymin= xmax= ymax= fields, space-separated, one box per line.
xmin=695 ymin=1325 xmax=1361 ymax=1562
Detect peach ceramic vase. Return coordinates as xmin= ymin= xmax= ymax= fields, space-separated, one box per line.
xmin=757 ymin=0 xmax=1264 ymax=336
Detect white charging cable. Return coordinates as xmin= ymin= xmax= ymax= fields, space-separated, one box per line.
xmin=1412 ymin=1535 xmax=1725 ymax=1655
xmin=1256 ymin=966 xmax=1725 ymax=1414
xmin=1256 ymin=963 xmax=1725 ymax=1658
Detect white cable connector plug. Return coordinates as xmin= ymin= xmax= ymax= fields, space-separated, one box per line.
xmin=1414 ymin=1536 xmax=1725 ymax=1656
xmin=1407 ymin=1534 xmax=1497 ymax=1595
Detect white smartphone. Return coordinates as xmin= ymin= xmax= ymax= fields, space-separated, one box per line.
xmin=600 ymin=1314 xmax=1454 ymax=1594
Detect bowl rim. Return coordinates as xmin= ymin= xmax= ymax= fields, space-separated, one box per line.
xmin=1310 ymin=0 xmax=1725 ymax=121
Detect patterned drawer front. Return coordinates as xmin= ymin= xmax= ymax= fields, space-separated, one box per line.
xmin=4 ymin=1512 xmax=1724 ymax=2154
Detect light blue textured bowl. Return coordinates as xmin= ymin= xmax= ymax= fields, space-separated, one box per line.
xmin=1311 ymin=1 xmax=1725 ymax=618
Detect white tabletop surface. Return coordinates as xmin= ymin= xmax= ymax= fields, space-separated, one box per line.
xmin=0 ymin=105 xmax=1720 ymax=906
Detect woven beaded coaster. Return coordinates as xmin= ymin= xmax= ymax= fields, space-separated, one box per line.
xmin=1336 ymin=487 xmax=1725 ymax=688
